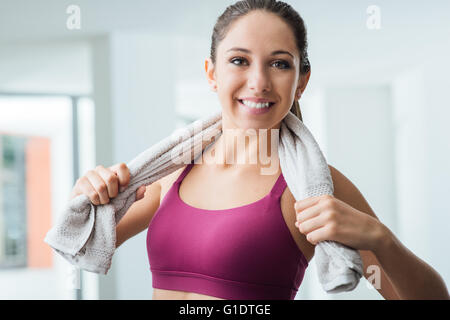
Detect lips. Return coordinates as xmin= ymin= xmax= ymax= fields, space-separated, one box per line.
xmin=237 ymin=99 xmax=275 ymax=107
xmin=237 ymin=99 xmax=274 ymax=115
xmin=238 ymin=96 xmax=276 ymax=103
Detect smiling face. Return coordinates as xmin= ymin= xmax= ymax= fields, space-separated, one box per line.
xmin=206 ymin=10 xmax=309 ymax=131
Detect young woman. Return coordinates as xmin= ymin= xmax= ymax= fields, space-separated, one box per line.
xmin=70 ymin=0 xmax=449 ymax=300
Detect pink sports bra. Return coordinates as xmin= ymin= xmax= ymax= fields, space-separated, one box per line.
xmin=146 ymin=162 xmax=309 ymax=300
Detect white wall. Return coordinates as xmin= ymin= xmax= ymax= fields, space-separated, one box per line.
xmin=0 ymin=41 xmax=91 ymax=95
xmin=392 ymin=66 xmax=430 ymax=261
xmin=392 ymin=47 xmax=450 ymax=286
xmin=422 ymin=55 xmax=450 ymax=284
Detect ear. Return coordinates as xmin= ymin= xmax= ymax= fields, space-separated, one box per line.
xmin=205 ymin=57 xmax=217 ymax=92
xmin=295 ymin=69 xmax=311 ymax=99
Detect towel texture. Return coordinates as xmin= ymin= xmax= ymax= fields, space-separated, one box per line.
xmin=44 ymin=110 xmax=363 ymax=294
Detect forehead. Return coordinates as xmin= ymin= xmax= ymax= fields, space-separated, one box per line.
xmin=218 ymin=10 xmax=298 ymax=58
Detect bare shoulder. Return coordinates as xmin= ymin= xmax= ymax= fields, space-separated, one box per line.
xmin=139 ymin=166 xmax=189 ymax=218
xmin=327 ymin=164 xmax=380 ymax=220
xmin=145 ymin=166 xmax=185 ymax=189
xmin=158 ymin=166 xmax=186 ymax=187
xmin=156 ymin=165 xmax=188 ymax=205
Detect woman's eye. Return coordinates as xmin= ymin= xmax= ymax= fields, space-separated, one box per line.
xmin=230 ymin=57 xmax=248 ymax=66
xmin=272 ymin=60 xmax=291 ymax=69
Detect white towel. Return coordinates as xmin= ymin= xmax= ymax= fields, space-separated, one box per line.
xmin=44 ymin=109 xmax=363 ymax=294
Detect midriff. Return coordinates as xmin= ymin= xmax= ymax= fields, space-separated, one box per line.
xmin=152 ymin=288 xmax=225 ymax=300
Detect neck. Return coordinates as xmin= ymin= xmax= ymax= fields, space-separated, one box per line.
xmin=200 ymin=114 xmax=281 ymax=176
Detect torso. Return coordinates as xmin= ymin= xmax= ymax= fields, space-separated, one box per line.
xmin=151 ymin=163 xmax=316 ymax=300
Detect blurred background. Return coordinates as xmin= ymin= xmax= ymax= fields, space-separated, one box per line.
xmin=0 ymin=0 xmax=449 ymax=300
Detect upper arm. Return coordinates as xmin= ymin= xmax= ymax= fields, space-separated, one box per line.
xmin=115 ymin=179 xmax=162 ymax=248
xmin=328 ymin=164 xmax=401 ymax=300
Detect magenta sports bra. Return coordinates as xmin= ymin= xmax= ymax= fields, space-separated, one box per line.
xmin=146 ymin=162 xmax=309 ymax=300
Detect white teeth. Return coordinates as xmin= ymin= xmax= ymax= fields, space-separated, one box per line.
xmin=241 ymin=100 xmax=271 ymax=109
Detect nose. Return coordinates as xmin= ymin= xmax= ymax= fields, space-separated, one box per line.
xmin=247 ymin=63 xmax=271 ymax=93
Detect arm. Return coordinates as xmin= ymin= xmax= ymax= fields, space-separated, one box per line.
xmin=329 ymin=165 xmax=450 ymax=300
xmin=115 ymin=180 xmax=161 ymax=248
xmin=374 ymin=224 xmax=449 ymax=300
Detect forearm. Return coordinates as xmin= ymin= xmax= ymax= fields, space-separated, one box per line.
xmin=373 ymin=224 xmax=450 ymax=300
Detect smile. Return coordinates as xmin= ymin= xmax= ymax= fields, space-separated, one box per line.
xmin=237 ymin=99 xmax=275 ymax=115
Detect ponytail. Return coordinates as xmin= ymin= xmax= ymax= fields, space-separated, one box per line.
xmin=289 ymin=99 xmax=303 ymax=122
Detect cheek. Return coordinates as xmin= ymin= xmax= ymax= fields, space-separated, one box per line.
xmin=277 ymin=74 xmax=297 ymax=96
xmin=218 ymin=75 xmax=244 ymax=101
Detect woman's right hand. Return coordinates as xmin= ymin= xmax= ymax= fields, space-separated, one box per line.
xmin=69 ymin=163 xmax=146 ymax=204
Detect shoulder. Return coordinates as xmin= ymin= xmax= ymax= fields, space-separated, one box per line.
xmin=148 ymin=165 xmax=186 ymax=190
xmin=328 ymin=164 xmax=350 ymax=193
xmin=282 ymin=164 xmax=353 ymax=203
xmin=160 ymin=165 xmax=186 ymax=186
xmin=328 ymin=164 xmax=351 ymax=198
xmin=328 ymin=164 xmax=362 ymax=200
xmin=152 ymin=165 xmax=188 ymax=205
xmin=328 ymin=164 xmax=380 ymax=220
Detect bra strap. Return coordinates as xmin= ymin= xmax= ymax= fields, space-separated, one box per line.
xmin=271 ymin=172 xmax=287 ymax=199
xmin=174 ymin=162 xmax=194 ymax=185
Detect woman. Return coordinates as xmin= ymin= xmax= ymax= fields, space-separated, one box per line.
xmin=70 ymin=0 xmax=449 ymax=300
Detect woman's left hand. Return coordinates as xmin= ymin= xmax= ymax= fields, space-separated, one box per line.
xmin=294 ymin=194 xmax=384 ymax=251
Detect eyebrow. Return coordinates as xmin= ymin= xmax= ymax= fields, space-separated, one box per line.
xmin=226 ymin=47 xmax=294 ymax=59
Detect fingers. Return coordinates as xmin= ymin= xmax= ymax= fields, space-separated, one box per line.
xmin=72 ymin=162 xmax=132 ymax=206
xmin=85 ymin=170 xmax=110 ymax=205
xmin=77 ymin=176 xmax=102 ymax=205
xmin=295 ymin=213 xmax=326 ymax=235
xmin=294 ymin=195 xmax=323 ymax=213
xmin=295 ymin=201 xmax=323 ymax=225
xmin=294 ymin=195 xmax=337 ymax=245
xmin=136 ymin=186 xmax=146 ymax=201
xmin=96 ymin=165 xmax=119 ymax=198
xmin=304 ymin=226 xmax=332 ymax=245
xmin=109 ymin=163 xmax=130 ymax=190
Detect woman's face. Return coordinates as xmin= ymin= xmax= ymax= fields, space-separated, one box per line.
xmin=206 ymin=10 xmax=309 ymax=131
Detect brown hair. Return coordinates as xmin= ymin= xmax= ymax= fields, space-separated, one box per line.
xmin=210 ymin=0 xmax=310 ymax=122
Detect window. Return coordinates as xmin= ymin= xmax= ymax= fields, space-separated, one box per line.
xmin=0 ymin=94 xmax=94 ymax=299
xmin=0 ymin=134 xmax=29 ymax=268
